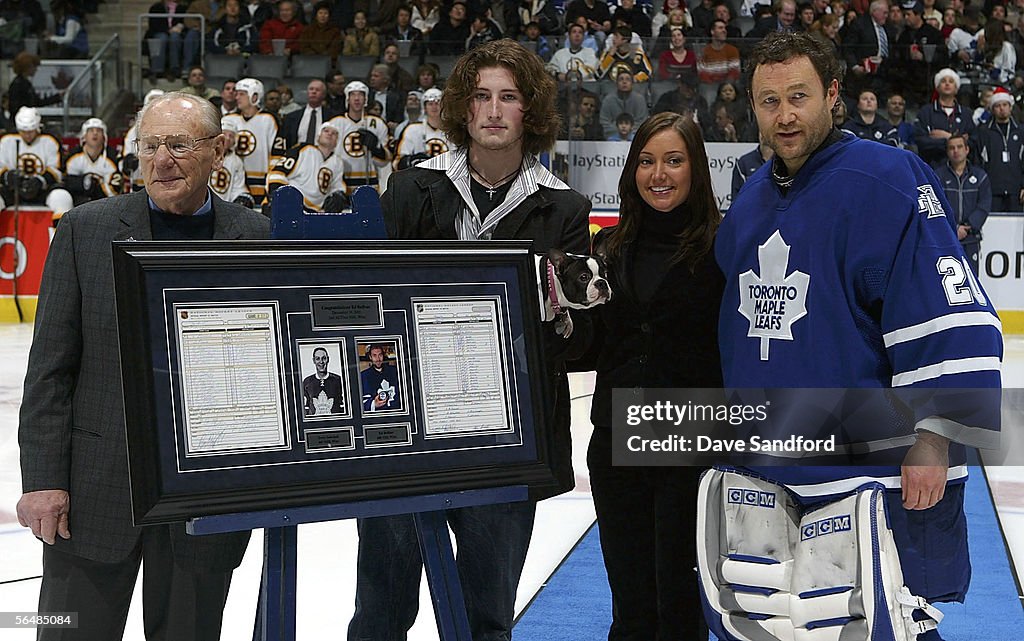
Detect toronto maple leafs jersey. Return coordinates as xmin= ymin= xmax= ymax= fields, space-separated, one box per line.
xmin=0 ymin=132 xmax=63 ymax=185
xmin=392 ymin=121 xmax=449 ymax=171
xmin=209 ymin=150 xmax=249 ymax=202
xmin=266 ymin=144 xmax=347 ymax=211
xmin=63 ymin=146 xmax=122 ymax=197
xmin=327 ymin=113 xmax=390 ymax=194
xmin=717 ymin=133 xmax=1003 ymax=495
xmin=222 ymin=111 xmax=286 ymax=200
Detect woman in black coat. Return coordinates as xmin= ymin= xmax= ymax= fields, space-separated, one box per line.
xmin=7 ymin=51 xmax=62 ymax=119
xmin=587 ymin=110 xmax=724 ymax=640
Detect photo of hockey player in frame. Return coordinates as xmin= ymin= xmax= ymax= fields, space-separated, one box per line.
xmin=298 ymin=340 xmax=351 ymax=420
xmin=356 ymin=339 xmax=406 ymax=416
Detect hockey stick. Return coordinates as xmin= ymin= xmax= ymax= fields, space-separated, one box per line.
xmin=10 ymin=138 xmax=24 ymax=323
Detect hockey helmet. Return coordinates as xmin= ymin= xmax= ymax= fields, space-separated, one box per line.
xmin=235 ymin=78 xmax=264 ymax=106
xmin=143 ymin=88 xmax=165 ymax=106
xmin=422 ymin=88 xmax=443 ymax=103
xmin=15 ymin=107 xmax=42 ymax=132
xmin=79 ymin=117 xmax=107 ymax=140
xmin=344 ymin=81 xmax=369 ymax=99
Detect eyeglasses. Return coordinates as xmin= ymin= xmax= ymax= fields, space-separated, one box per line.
xmin=135 ymin=134 xmax=219 ymax=158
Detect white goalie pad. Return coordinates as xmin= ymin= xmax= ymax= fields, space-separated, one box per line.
xmin=697 ymin=468 xmax=944 ymax=641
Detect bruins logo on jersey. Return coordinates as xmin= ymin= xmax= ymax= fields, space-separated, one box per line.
xmin=235 ymin=131 xmax=257 ymax=157
xmin=344 ymin=131 xmax=367 ymax=158
xmin=18 ymin=153 xmax=44 ymax=176
xmin=210 ymin=168 xmax=230 ymax=194
xmin=426 ymin=139 xmax=448 ymax=157
xmin=317 ymin=167 xmax=333 ymax=194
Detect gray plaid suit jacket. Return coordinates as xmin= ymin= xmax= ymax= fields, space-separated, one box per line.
xmin=19 ymin=190 xmax=270 ymax=567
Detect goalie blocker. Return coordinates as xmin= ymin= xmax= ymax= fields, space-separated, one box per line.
xmin=697 ymin=467 xmax=949 ymax=641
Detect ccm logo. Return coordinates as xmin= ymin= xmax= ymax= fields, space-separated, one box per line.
xmin=801 ymin=515 xmax=852 ymax=541
xmin=727 ymin=488 xmax=776 ymax=509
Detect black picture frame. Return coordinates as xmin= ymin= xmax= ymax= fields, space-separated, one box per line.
xmin=113 ymin=240 xmax=553 ymax=525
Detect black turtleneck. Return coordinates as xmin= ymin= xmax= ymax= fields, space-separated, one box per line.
xmin=149 ymin=208 xmax=216 ymax=240
xmin=632 ymin=204 xmax=689 ymax=304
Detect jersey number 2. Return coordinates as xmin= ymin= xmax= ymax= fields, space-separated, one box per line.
xmin=937 ymin=256 xmax=987 ymax=307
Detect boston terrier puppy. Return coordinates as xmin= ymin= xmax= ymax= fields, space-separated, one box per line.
xmin=536 ymin=248 xmax=612 ymax=337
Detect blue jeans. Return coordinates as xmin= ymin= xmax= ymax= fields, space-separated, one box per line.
xmin=347 ymin=501 xmax=536 ymax=641
xmin=149 ymin=29 xmax=199 ymax=74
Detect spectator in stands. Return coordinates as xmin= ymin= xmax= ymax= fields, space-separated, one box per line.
xmin=381 ymin=4 xmax=424 ymax=56
xmin=244 ymin=0 xmax=273 ymax=30
xmin=798 ymin=1 xmax=817 ymax=31
xmin=885 ymin=91 xmax=915 ymax=148
xmin=976 ymin=87 xmax=1024 ymax=212
xmin=653 ymin=70 xmax=710 ymax=124
xmin=561 ymin=89 xmax=603 ymax=140
xmin=915 ymin=68 xmax=975 ymax=166
xmin=651 ymin=0 xmax=691 ymax=37
xmin=808 ymin=13 xmax=841 ymax=56
xmin=936 ymin=133 xmax=990 ymax=274
xmin=0 ymin=106 xmax=72 ymax=215
xmin=342 ymin=9 xmax=381 ymax=56
xmin=299 ymin=1 xmax=343 ymax=60
xmin=842 ymin=0 xmax=893 ymax=97
xmin=429 ymin=0 xmax=470 ymax=54
xmin=890 ymin=0 xmax=946 ymax=107
xmin=145 ymin=0 xmax=200 ymax=80
xmin=283 ymin=78 xmax=338 ymax=148
xmin=519 ymin=21 xmax=553 ymax=60
xmin=0 ymin=0 xmax=46 ymax=47
xmin=705 ymin=103 xmax=741 ymax=141
xmin=263 ymin=87 xmax=282 ymax=117
xmin=693 ymin=0 xmax=719 ymax=33
xmin=887 ymin=1 xmax=904 ymax=36
xmin=566 ymin=0 xmax=613 ymax=46
xmin=657 ymin=28 xmax=697 ymax=80
xmin=259 ymin=0 xmax=304 ymax=54
xmin=514 ymin=0 xmax=560 ymax=36
xmin=698 ymin=19 xmax=741 ymax=86
xmin=209 ymin=119 xmax=253 ymax=207
xmin=747 ymin=0 xmax=801 ymax=39
xmin=947 ymin=5 xmax=983 ymax=67
xmin=607 ymin=112 xmax=635 ymax=141
xmin=63 ymin=117 xmax=123 ymax=205
xmin=466 ymin=6 xmax=503 ymax=50
xmin=980 ymin=19 xmax=1017 ymax=84
xmin=180 ymin=65 xmax=218 ymax=101
xmin=183 ymin=0 xmax=225 ymax=46
xmin=599 ymin=26 xmax=654 ymax=82
xmin=601 ymin=68 xmax=649 ymax=137
xmin=614 ymin=0 xmax=653 ymax=38
xmin=569 ymin=14 xmax=602 ymax=53
xmin=209 ymin=0 xmax=258 ymax=55
xmin=940 ymin=7 xmax=958 ymax=40
xmin=373 ymin=0 xmax=403 ymax=33
xmin=713 ymin=80 xmax=754 ymax=135
xmin=654 ymin=8 xmax=690 ymax=56
xmin=368 ymin=63 xmax=405 ymax=131
xmin=714 ymin=4 xmax=743 ymax=38
xmin=219 ymin=78 xmax=238 ymax=114
xmin=326 ymin=71 xmax=347 ymax=112
xmin=832 ymin=96 xmax=847 ymax=127
xmin=277 ymin=84 xmax=302 ymax=116
xmin=922 ymin=0 xmax=940 ymax=25
xmin=409 ymin=0 xmax=441 ymax=36
xmin=731 ymin=140 xmax=774 ymax=202
xmin=7 ymin=52 xmax=61 ymax=117
xmin=842 ymin=88 xmax=899 ymax=144
xmin=415 ymin=64 xmax=438 ymax=92
xmin=379 ymin=43 xmax=415 ymax=93
xmin=45 ymin=0 xmax=89 ymax=58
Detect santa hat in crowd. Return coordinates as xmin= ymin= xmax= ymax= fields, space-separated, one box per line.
xmin=990 ymin=86 xmax=1015 ymax=107
xmin=934 ymin=68 xmax=961 ymax=91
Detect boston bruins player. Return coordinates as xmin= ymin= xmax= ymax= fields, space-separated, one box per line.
xmin=63 ymin=118 xmax=123 ymax=206
xmin=209 ymin=119 xmax=253 ymax=207
xmin=266 ymin=121 xmax=349 ymax=211
xmin=222 ymin=78 xmax=286 ymax=203
xmin=327 ymin=81 xmax=390 ymax=194
xmin=392 ymin=87 xmax=449 ymax=171
xmin=0 ymin=107 xmax=73 ymax=216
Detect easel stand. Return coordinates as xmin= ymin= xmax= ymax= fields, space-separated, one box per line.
xmin=187 ymin=486 xmax=529 ymax=641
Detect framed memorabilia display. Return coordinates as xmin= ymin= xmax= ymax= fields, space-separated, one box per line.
xmin=112 ymin=240 xmax=553 ymax=525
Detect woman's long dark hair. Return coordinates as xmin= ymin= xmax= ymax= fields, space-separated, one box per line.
xmin=603 ymin=111 xmax=720 ymax=270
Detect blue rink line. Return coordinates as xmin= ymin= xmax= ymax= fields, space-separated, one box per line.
xmin=514 ymin=468 xmax=1022 ymax=641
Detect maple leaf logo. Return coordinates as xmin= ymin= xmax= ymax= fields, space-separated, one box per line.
xmin=737 ymin=231 xmax=810 ymax=361
xmin=312 ymin=390 xmax=335 ymax=415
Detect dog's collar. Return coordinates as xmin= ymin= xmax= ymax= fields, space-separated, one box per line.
xmin=546 ymin=258 xmax=562 ymax=315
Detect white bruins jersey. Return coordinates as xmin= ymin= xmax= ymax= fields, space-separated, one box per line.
xmin=393 ymin=121 xmax=449 ymax=170
xmin=63 ymin=146 xmax=122 ymax=197
xmin=0 ymin=132 xmax=62 ymax=184
xmin=327 ymin=113 xmax=390 ymax=194
xmin=222 ymin=111 xmax=286 ymax=199
xmin=120 ymin=125 xmax=143 ymax=191
xmin=266 ymin=144 xmax=348 ymax=211
xmin=209 ymin=151 xmax=249 ymax=202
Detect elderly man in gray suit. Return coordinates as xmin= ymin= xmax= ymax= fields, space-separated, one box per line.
xmin=16 ymin=93 xmax=269 ymax=641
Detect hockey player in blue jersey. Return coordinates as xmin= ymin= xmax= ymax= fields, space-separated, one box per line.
xmin=710 ymin=32 xmax=1003 ymax=641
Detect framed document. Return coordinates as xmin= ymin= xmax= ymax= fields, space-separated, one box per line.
xmin=113 ymin=240 xmax=553 ymax=524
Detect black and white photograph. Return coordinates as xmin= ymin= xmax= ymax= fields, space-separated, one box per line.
xmin=297 ymin=340 xmax=349 ymax=420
